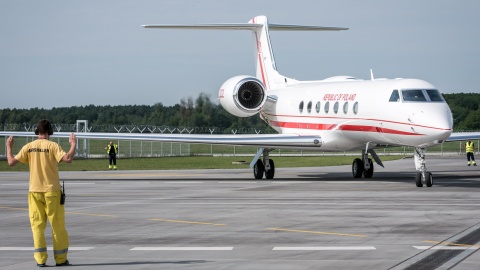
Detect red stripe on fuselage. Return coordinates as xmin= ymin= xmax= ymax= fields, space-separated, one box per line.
xmin=264 ymin=113 xmax=451 ymax=132
xmin=269 ymin=120 xmax=422 ymax=135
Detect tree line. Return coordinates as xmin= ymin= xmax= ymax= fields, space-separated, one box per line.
xmin=0 ymin=93 xmax=479 ymax=131
xmin=0 ymin=93 xmax=270 ymax=132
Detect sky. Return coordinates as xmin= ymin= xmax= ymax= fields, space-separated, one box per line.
xmin=1 ymin=0 xmax=479 ymax=109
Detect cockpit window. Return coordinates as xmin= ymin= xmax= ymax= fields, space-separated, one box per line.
xmin=389 ymin=90 xmax=400 ymax=102
xmin=402 ymin=90 xmax=427 ymax=102
xmin=426 ymin=89 xmax=445 ymax=102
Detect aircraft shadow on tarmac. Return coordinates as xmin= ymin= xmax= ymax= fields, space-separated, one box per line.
xmin=84 ymin=169 xmax=480 ymax=188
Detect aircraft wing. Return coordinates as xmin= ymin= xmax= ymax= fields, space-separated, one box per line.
xmin=0 ymin=132 xmax=322 ymax=149
xmin=446 ymin=132 xmax=480 ymax=142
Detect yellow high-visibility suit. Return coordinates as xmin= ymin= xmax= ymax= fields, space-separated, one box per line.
xmin=15 ymin=139 xmax=69 ymax=265
xmin=466 ymin=141 xmax=477 ymax=166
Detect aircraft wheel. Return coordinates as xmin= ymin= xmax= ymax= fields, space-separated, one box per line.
xmin=425 ymin=172 xmax=433 ymax=187
xmin=415 ymin=172 xmax=423 ymax=187
xmin=352 ymin=158 xmax=364 ymax=178
xmin=253 ymin=160 xmax=265 ymax=179
xmin=363 ymin=158 xmax=374 ymax=178
xmin=265 ymin=159 xmax=275 ymax=179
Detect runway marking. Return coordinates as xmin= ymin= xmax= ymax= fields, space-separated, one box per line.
xmin=266 ymin=228 xmax=367 ymax=238
xmin=149 ymin=218 xmax=226 ymax=226
xmin=65 ymin=211 xmax=117 ymax=218
xmin=110 ymin=181 xmax=150 ymax=184
xmin=131 ymin=247 xmax=233 ymax=251
xmin=217 ymin=182 xmax=258 ymax=184
xmin=271 ymin=181 xmax=312 ymax=184
xmin=413 ymin=246 xmax=479 ymax=250
xmin=0 ymin=247 xmax=94 ymax=251
xmin=65 ymin=182 xmax=96 ymax=185
xmin=273 ymin=246 xmax=376 ymax=251
xmin=0 ymin=183 xmax=27 ymax=186
xmin=0 ymin=206 xmax=28 ymax=211
xmin=163 ymin=181 xmax=204 ymax=184
xmin=326 ymin=181 xmax=366 ymax=184
xmin=422 ymin=240 xmax=480 ymax=248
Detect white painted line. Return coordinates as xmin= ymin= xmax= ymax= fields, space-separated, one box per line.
xmin=273 ymin=246 xmax=376 ymax=251
xmin=326 ymin=181 xmax=366 ymax=184
xmin=217 ymin=182 xmax=258 ymax=184
xmin=413 ymin=246 xmax=479 ymax=250
xmin=66 ymin=183 xmax=96 ymax=185
xmin=1 ymin=184 xmax=27 ymax=186
xmin=131 ymin=247 xmax=233 ymax=251
xmin=271 ymin=182 xmax=312 ymax=184
xmin=110 ymin=182 xmax=150 ymax=184
xmin=0 ymin=247 xmax=94 ymax=251
xmin=163 ymin=182 xmax=204 ymax=184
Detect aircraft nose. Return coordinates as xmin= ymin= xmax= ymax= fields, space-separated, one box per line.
xmin=434 ymin=106 xmax=454 ymax=139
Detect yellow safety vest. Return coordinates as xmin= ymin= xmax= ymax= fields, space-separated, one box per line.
xmin=466 ymin=142 xmax=474 ymax=153
xmin=106 ymin=144 xmax=118 ymax=154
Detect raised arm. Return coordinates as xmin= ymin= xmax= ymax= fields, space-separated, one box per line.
xmin=6 ymin=136 xmax=19 ymax=166
xmin=62 ymin=133 xmax=77 ymax=163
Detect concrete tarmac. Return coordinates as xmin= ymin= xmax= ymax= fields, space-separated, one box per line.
xmin=1 ymin=156 xmax=480 ymax=269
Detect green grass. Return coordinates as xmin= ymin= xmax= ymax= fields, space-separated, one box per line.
xmin=0 ymin=155 xmax=406 ymax=172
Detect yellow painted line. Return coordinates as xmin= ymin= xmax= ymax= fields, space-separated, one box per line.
xmin=149 ymin=218 xmax=226 ymax=226
xmin=0 ymin=206 xmax=116 ymax=218
xmin=65 ymin=211 xmax=117 ymax=218
xmin=0 ymin=206 xmax=28 ymax=211
xmin=423 ymin=240 xmax=480 ymax=248
xmin=267 ymin=228 xmax=367 ymax=238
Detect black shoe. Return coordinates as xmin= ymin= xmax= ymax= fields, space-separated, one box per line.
xmin=37 ymin=263 xmax=47 ymax=267
xmin=468 ymin=164 xmax=471 ymax=166
xmin=56 ymin=260 xmax=71 ymax=266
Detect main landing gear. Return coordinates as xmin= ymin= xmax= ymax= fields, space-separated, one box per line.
xmin=352 ymin=144 xmax=384 ymax=179
xmin=414 ymin=147 xmax=433 ymax=187
xmin=252 ymin=148 xmax=275 ymax=179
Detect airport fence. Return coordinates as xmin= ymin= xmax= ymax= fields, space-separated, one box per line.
xmin=0 ymin=122 xmax=477 ymax=159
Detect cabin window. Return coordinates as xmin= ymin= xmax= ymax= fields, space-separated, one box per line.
xmin=299 ymin=101 xmax=304 ymax=113
xmin=307 ymin=101 xmax=312 ymax=113
xmin=402 ymin=89 xmax=427 ymax=102
xmin=389 ymin=90 xmax=400 ymax=102
xmin=426 ymin=89 xmax=445 ymax=102
xmin=324 ymin=101 xmax=330 ymax=114
xmin=315 ymin=101 xmax=321 ymax=113
xmin=343 ymin=102 xmax=348 ymax=114
xmin=333 ymin=102 xmax=339 ymax=114
xmin=353 ymin=101 xmax=359 ymax=114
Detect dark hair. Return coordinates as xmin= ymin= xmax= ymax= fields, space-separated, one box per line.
xmin=35 ymin=119 xmax=54 ymax=136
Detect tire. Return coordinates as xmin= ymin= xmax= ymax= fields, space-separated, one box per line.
xmin=415 ymin=172 xmax=423 ymax=187
xmin=253 ymin=160 xmax=265 ymax=179
xmin=265 ymin=159 xmax=275 ymax=179
xmin=363 ymin=158 xmax=374 ymax=178
xmin=425 ymin=172 xmax=433 ymax=187
xmin=352 ymin=158 xmax=364 ymax=178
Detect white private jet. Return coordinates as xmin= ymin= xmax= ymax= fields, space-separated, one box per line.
xmin=2 ymin=15 xmax=478 ymax=187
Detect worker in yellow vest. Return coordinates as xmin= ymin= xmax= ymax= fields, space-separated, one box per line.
xmin=465 ymin=140 xmax=477 ymax=166
xmin=104 ymin=141 xmax=118 ymax=170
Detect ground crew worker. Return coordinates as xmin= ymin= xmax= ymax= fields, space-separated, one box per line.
xmin=104 ymin=141 xmax=118 ymax=170
xmin=6 ymin=119 xmax=76 ymax=267
xmin=465 ymin=140 xmax=477 ymax=166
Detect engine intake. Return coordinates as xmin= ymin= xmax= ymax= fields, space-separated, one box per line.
xmin=218 ymin=76 xmax=267 ymax=117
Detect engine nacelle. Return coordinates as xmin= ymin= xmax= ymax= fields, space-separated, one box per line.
xmin=218 ymin=75 xmax=267 ymax=117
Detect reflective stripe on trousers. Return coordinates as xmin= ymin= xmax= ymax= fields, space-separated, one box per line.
xmin=29 ymin=191 xmax=69 ymax=264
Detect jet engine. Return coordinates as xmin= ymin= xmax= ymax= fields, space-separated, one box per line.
xmin=218 ymin=75 xmax=267 ymax=117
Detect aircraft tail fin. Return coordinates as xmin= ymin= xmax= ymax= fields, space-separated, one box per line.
xmin=143 ymin=15 xmax=348 ymax=90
